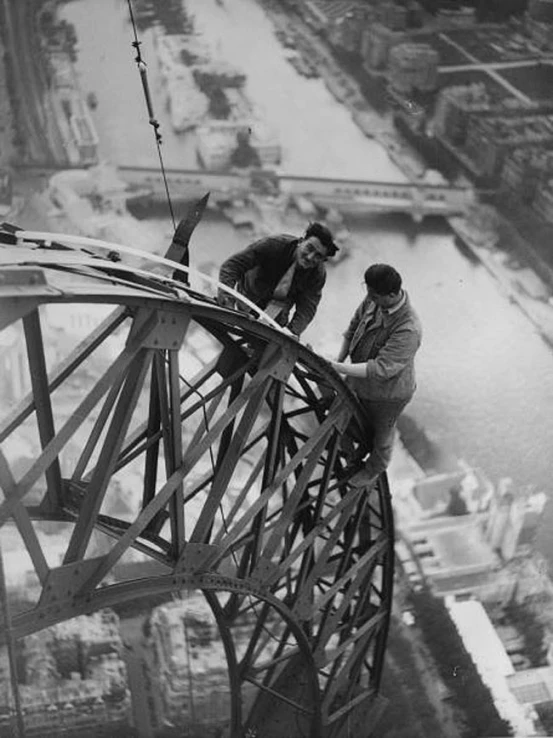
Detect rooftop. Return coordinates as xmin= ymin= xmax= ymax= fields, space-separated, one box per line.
xmin=499 ymin=62 xmax=553 ymax=101
xmin=447 ymin=598 xmax=536 ymax=735
xmin=443 ymin=25 xmax=543 ymax=64
xmin=405 ymin=515 xmax=500 ymax=570
xmin=413 ymin=467 xmax=493 ymax=515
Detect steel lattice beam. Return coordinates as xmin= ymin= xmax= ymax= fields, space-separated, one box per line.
xmin=0 ymin=229 xmax=394 ymax=738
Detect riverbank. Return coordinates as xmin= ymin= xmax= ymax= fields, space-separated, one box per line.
xmin=256 ymin=0 xmax=553 ymax=352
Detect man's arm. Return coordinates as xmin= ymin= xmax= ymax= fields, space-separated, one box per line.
xmin=218 ymin=249 xmax=257 ymax=286
xmin=336 ymin=336 xmax=351 ymax=362
xmin=335 ymin=299 xmax=366 ymax=359
xmin=364 ymin=325 xmax=420 ymax=381
xmin=217 ymin=241 xmax=266 ymax=307
xmin=329 ymin=359 xmax=366 ymax=377
xmin=288 ymin=284 xmax=322 ymax=335
xmin=331 ymin=323 xmax=420 ymax=379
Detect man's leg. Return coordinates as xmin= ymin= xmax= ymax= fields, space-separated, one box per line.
xmin=349 ymin=398 xmax=408 ymax=489
xmin=340 ymin=414 xmax=372 ymax=466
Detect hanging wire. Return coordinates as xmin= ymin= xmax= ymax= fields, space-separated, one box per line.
xmin=126 ymin=0 xmax=176 ymax=229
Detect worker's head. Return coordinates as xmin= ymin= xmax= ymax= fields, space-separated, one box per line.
xmin=364 ymin=264 xmax=403 ymax=307
xmin=295 ymin=222 xmax=338 ymax=269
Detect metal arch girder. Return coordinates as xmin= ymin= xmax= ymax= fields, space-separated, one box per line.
xmin=0 ymin=305 xmax=128 ymax=445
xmin=0 ymin=277 xmax=362 ymax=427
xmin=62 ymin=347 xmax=305 ymax=596
xmin=37 ymin=556 xmax=107 ymax=609
xmin=0 ymin=311 xmax=159 ymax=526
xmin=202 ymin=588 xmax=243 ymax=737
xmin=6 ymin=569 xmax=291 ymax=646
xmin=127 ymin=305 xmax=191 ymax=351
xmin=294 ymin=535 xmax=389 ymax=622
xmin=5 ymin=569 xmax=324 ymax=738
xmin=0 ymin=254 xmax=395 ymax=735
xmin=0 ymin=296 xmax=41 ymax=332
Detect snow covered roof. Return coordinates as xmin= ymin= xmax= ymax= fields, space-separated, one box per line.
xmin=405 ymin=515 xmax=499 ymax=571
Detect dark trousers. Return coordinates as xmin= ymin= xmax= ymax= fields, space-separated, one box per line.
xmin=357 ymin=396 xmax=409 ymax=477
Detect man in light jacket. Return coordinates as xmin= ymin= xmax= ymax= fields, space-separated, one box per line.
xmin=329 ymin=263 xmax=422 ymax=489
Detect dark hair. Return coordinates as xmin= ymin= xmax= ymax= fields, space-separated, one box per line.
xmin=304 ymin=221 xmax=338 ymax=257
xmin=364 ymin=264 xmax=402 ymax=295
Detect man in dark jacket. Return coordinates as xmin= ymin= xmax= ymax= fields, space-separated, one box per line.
xmin=217 ymin=222 xmax=337 ymax=336
xmin=329 ymin=264 xmax=422 ymax=489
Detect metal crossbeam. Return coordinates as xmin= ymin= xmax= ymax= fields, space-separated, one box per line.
xmin=0 ymin=232 xmax=394 ymax=738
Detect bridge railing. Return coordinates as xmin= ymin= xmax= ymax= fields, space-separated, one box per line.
xmin=116 ymin=165 xmax=474 ymax=216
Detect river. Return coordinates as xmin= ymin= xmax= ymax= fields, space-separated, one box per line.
xmin=61 ymin=0 xmax=553 ymax=557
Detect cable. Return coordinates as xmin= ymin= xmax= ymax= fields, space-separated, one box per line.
xmin=126 ymin=0 xmax=176 ymax=229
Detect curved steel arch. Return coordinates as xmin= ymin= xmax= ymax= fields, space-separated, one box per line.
xmin=0 ymin=231 xmax=394 ymax=737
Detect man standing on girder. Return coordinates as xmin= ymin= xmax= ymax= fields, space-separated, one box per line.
xmin=216 ymin=222 xmax=338 ymax=337
xmin=329 ymin=264 xmax=422 ymax=490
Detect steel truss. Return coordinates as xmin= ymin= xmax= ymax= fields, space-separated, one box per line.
xmin=0 ymin=228 xmax=394 ymax=737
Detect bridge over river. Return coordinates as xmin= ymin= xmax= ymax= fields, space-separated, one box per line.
xmin=118 ymin=165 xmax=474 ymax=222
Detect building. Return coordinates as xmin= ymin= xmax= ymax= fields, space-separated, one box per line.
xmin=446 ymin=599 xmax=539 ymax=735
xmin=500 ymin=146 xmax=553 ymax=204
xmin=432 ymin=83 xmax=493 ymax=145
xmin=327 ymin=6 xmax=374 ymax=54
xmin=47 ymin=50 xmax=99 ymax=166
xmin=399 ymin=471 xmax=546 ymax=601
xmin=0 ymin=323 xmax=30 ymax=404
xmin=495 ymin=623 xmax=529 ymax=669
xmin=411 ymin=466 xmax=494 ymax=517
xmin=377 ymin=2 xmax=409 ymax=31
xmin=0 ymin=168 xmax=12 ymax=212
xmin=525 ymin=15 xmax=553 ymax=49
xmin=464 ymin=111 xmax=553 ymax=180
xmin=301 ymin=0 xmax=333 ymax=32
xmin=196 ymin=120 xmax=281 ymax=170
xmin=0 ymin=611 xmax=131 ymax=737
xmin=68 ymin=103 xmax=99 ymax=165
xmin=531 ymin=176 xmax=553 ymax=222
xmin=508 ymin=665 xmax=553 ymax=707
xmin=166 ymin=68 xmax=209 ymax=133
xmin=401 ymin=513 xmax=518 ymax=600
xmin=507 ymin=553 xmax=553 ymax=607
xmin=528 ymin=0 xmax=553 ymax=23
xmin=361 ymin=22 xmax=407 ymax=72
xmin=388 ymin=42 xmax=439 ymax=94
xmin=436 ymin=6 xmax=477 ymax=28
xmin=484 ymin=480 xmax=547 ymax=560
xmin=145 ymin=596 xmax=232 ymax=729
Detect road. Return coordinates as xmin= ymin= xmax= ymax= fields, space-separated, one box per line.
xmin=440 ymin=57 xmax=553 ymax=73
xmin=438 ymin=33 xmax=532 ymax=103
